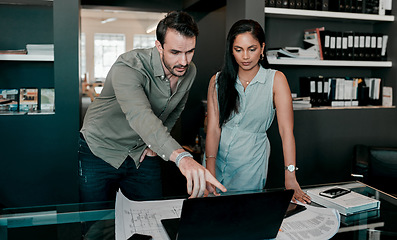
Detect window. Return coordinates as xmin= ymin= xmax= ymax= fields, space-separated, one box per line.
xmin=80 ymin=33 xmax=86 ymax=79
xmin=133 ymin=34 xmax=156 ymax=49
xmin=94 ymin=33 xmax=126 ymax=79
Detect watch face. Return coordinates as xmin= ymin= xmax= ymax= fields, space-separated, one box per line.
xmin=287 ymin=165 xmax=295 ymax=172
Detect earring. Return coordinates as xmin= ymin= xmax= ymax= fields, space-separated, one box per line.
xmin=260 ymin=53 xmax=264 ymax=60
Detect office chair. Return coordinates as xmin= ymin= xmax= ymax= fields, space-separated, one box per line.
xmin=352 ymin=144 xmax=397 ymax=196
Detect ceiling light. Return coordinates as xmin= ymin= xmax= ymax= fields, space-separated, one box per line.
xmin=101 ymin=17 xmax=117 ymax=24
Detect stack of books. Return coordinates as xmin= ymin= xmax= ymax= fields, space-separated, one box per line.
xmin=306 ymin=186 xmax=380 ymax=216
xmin=26 ymin=44 xmax=54 ymax=56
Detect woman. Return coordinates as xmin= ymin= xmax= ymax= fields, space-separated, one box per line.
xmin=204 ymin=19 xmax=310 ymax=203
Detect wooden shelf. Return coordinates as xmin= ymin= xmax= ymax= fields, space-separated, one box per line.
xmin=264 ymin=7 xmax=395 ymax=22
xmin=0 ymin=54 xmax=54 ymax=61
xmin=268 ymin=58 xmax=392 ymax=67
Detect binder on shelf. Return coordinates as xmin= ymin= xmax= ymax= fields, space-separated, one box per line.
xmin=364 ymin=34 xmax=372 ymax=60
xmin=329 ymin=31 xmax=336 ymax=60
xmin=365 ymin=77 xmax=382 ymax=105
xmin=381 ymin=34 xmax=388 ymax=60
xmin=358 ymin=33 xmax=366 ymax=60
xmin=370 ymin=34 xmax=377 ymax=60
xmin=321 ymin=0 xmax=329 ymax=11
xmin=351 ymin=0 xmax=357 ymax=12
xmin=302 ymin=0 xmax=309 ymax=9
xmin=356 ymin=0 xmax=364 ymax=13
xmin=339 ymin=0 xmax=346 ymax=12
xmin=335 ymin=31 xmax=342 ymax=60
xmin=353 ymin=32 xmax=360 ymax=60
xmin=376 ymin=33 xmax=383 ymax=60
xmin=321 ymin=30 xmax=331 ymax=60
xmin=289 ymin=0 xmax=296 ymax=8
xmin=282 ymin=0 xmax=289 ymax=8
xmin=296 ymin=0 xmax=303 ymax=9
xmin=341 ymin=32 xmax=349 ymax=60
xmin=267 ymin=0 xmax=276 ymax=7
xmin=310 ymin=77 xmax=319 ymax=106
xmin=345 ymin=31 xmax=354 ymax=60
xmin=307 ymin=186 xmax=381 ymax=216
xmin=379 ymin=0 xmax=386 ymax=15
xmin=276 ymin=0 xmax=283 ymax=8
xmin=309 ymin=0 xmax=316 ymax=9
xmin=345 ymin=0 xmax=353 ymax=12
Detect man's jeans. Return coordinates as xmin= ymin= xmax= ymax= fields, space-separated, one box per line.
xmin=78 ymin=134 xmax=163 ymax=202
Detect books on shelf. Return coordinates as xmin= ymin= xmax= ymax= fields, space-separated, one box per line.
xmin=292 ymin=96 xmax=312 ymax=109
xmin=0 ymin=49 xmax=27 ymax=55
xmin=26 ymin=44 xmax=54 ymax=56
xmin=19 ymin=88 xmax=38 ymax=112
xmin=382 ymin=86 xmax=393 ymax=107
xmin=0 ymin=88 xmax=55 ymax=115
xmin=306 ymin=186 xmax=381 ymax=216
xmin=40 ymin=88 xmax=55 ymax=112
xmin=0 ymin=89 xmax=19 ymax=112
xmin=299 ymin=76 xmax=383 ymax=107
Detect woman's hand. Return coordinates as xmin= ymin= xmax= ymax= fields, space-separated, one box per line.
xmin=285 ymin=178 xmax=311 ymax=204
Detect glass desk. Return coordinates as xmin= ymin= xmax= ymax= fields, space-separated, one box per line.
xmin=1 ymin=181 xmax=397 ymax=240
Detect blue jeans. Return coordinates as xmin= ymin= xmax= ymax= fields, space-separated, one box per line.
xmin=78 ymin=134 xmax=163 ymax=202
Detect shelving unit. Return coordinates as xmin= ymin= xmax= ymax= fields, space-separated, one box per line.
xmin=264 ymin=7 xmax=394 ymax=110
xmin=268 ymin=58 xmax=392 ymax=67
xmin=265 ymin=7 xmax=395 ymax=21
xmin=0 ymin=1 xmax=80 ymax=207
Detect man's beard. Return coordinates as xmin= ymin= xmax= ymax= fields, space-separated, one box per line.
xmin=163 ymin=55 xmax=188 ymax=77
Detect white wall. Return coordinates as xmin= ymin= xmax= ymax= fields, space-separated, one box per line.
xmin=81 ymin=9 xmax=165 ymax=83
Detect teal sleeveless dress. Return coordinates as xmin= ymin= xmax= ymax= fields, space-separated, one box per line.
xmin=208 ymin=66 xmax=277 ymax=191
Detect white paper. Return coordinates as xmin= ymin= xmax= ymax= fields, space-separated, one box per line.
xmin=115 ymin=190 xmax=340 ymax=240
xmin=115 ymin=190 xmax=184 ymax=240
xmin=277 ymin=203 xmax=340 ymax=240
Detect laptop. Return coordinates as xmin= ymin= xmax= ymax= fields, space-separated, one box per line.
xmin=161 ymin=189 xmax=294 ymax=240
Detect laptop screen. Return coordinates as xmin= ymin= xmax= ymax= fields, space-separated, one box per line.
xmin=162 ymin=189 xmax=294 ymax=240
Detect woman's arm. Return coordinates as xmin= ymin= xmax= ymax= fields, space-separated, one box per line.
xmin=273 ymin=71 xmax=311 ymax=203
xmin=205 ymin=74 xmax=222 ymax=195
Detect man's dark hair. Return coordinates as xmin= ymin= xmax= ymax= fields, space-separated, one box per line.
xmin=156 ymin=11 xmax=199 ymax=46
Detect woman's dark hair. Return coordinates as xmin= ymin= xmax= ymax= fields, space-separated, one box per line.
xmin=156 ymin=11 xmax=199 ymax=46
xmin=217 ymin=19 xmax=270 ymax=127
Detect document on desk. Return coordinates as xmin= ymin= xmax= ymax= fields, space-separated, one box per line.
xmin=277 ymin=203 xmax=340 ymax=240
xmin=115 ymin=190 xmax=183 ymax=240
xmin=115 ymin=190 xmax=340 ymax=240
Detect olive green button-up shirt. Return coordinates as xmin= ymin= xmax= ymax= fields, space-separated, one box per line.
xmin=81 ymin=47 xmax=196 ymax=169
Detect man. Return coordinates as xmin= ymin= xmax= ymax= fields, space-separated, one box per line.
xmin=79 ymin=11 xmax=226 ymax=203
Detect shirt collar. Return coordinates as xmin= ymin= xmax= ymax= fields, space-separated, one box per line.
xmin=236 ymin=65 xmax=266 ymax=85
xmin=151 ymin=47 xmax=166 ymax=79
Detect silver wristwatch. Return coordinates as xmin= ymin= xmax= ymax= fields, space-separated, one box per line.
xmin=285 ymin=164 xmax=298 ymax=172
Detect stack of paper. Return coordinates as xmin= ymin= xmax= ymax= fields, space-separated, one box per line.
xmin=26 ymin=44 xmax=54 ymax=56
xmin=307 ymin=186 xmax=380 ymax=216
